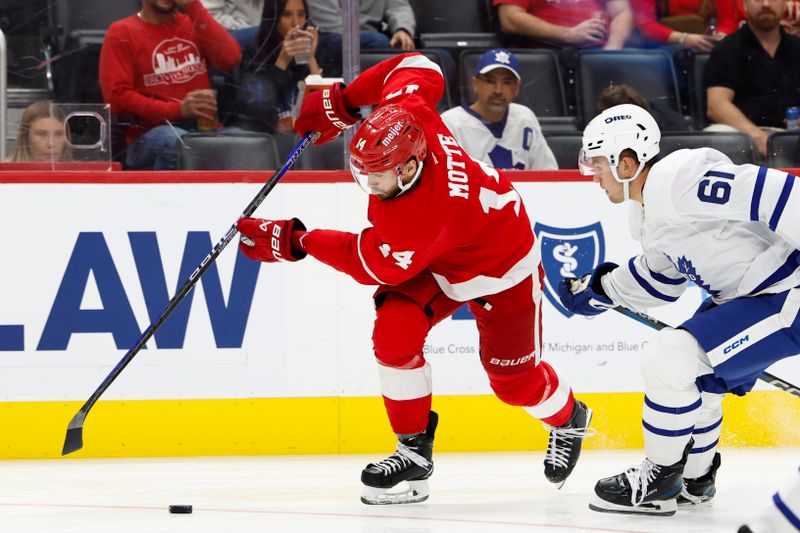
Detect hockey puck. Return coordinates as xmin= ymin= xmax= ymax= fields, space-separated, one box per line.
xmin=168 ymin=505 xmax=193 ymax=514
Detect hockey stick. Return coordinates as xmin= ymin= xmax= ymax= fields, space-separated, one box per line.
xmin=613 ymin=306 xmax=800 ymax=399
xmin=61 ymin=131 xmax=320 ymax=456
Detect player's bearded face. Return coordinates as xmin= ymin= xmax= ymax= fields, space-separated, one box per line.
xmin=366 ymin=169 xmax=402 ymax=199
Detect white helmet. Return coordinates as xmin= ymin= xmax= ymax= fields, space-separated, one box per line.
xmin=580 ymin=104 xmax=661 ymax=201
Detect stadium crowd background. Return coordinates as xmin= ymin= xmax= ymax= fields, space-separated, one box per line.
xmin=1 ymin=0 xmax=798 ymax=169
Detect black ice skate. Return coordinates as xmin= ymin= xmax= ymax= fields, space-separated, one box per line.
xmin=543 ymin=400 xmax=595 ymax=488
xmin=360 ymin=411 xmax=437 ymax=505
xmin=677 ymin=452 xmax=721 ymax=509
xmin=589 ymin=444 xmax=691 ymax=516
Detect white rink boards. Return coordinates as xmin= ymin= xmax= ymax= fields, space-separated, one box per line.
xmin=0 ymin=171 xmax=798 ymax=458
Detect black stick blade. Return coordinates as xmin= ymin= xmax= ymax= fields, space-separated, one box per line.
xmin=62 ymin=426 xmax=84 ymax=455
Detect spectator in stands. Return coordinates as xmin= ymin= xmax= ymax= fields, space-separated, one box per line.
xmin=441 ymin=49 xmax=557 ymax=170
xmin=716 ymin=0 xmax=799 ymax=36
xmin=201 ymin=0 xmax=265 ymax=48
xmin=308 ymin=0 xmax=416 ymax=76
xmin=6 ymin=101 xmax=71 ymax=163
xmin=494 ymin=0 xmax=634 ymax=49
xmin=99 ymin=0 xmax=241 ymax=170
xmin=630 ymin=0 xmax=722 ymax=50
xmin=705 ymin=0 xmax=800 ymax=158
xmin=596 ymin=84 xmax=691 ymax=131
xmin=233 ymin=0 xmax=320 ymax=133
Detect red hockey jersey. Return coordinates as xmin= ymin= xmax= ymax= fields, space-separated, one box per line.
xmin=301 ymin=53 xmax=538 ymax=302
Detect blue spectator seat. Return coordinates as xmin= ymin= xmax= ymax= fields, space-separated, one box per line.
xmin=53 ymin=29 xmax=106 ymax=103
xmin=410 ymin=0 xmax=501 ymax=51
xmin=543 ymin=134 xmax=582 ymax=169
xmin=53 ymin=0 xmax=139 ymax=48
xmin=659 ymin=132 xmax=757 ymax=165
xmin=177 ymin=132 xmax=280 ymax=170
xmin=576 ymin=50 xmax=683 ymax=127
xmin=767 ymin=132 xmax=800 ymax=168
xmin=295 ymin=135 xmax=347 ymax=170
xmin=689 ymin=53 xmax=711 ymax=130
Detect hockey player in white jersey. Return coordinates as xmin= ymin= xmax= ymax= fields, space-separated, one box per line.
xmin=557 ymin=103 xmax=800 ymax=516
xmin=739 ymin=465 xmax=800 ymax=532
xmin=440 ymin=49 xmax=557 ymax=170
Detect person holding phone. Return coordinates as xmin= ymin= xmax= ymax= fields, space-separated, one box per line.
xmin=232 ymin=0 xmax=321 ymax=133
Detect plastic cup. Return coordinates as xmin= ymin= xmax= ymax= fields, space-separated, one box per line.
xmin=294 ymin=38 xmax=312 ymax=65
xmin=196 ymin=90 xmax=218 ymax=132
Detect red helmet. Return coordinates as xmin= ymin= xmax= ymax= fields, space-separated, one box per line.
xmin=349 ymin=104 xmax=427 ymax=195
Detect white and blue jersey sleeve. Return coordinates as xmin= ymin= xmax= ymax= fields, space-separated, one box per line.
xmin=601 ymin=248 xmax=688 ymax=311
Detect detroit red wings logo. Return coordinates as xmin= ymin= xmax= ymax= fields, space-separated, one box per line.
xmin=144 ymin=38 xmax=206 ymax=86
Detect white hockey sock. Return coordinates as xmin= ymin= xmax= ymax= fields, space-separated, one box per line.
xmin=683 ymin=392 xmax=724 ymax=479
xmin=643 ymin=388 xmax=700 ymax=467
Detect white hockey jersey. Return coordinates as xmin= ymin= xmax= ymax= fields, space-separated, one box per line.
xmin=440 ymin=103 xmax=558 ymax=171
xmin=602 ymin=148 xmax=800 ymax=310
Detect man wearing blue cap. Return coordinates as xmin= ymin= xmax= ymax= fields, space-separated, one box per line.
xmin=441 ymin=48 xmax=557 ymax=170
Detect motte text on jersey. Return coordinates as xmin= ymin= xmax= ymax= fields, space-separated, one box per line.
xmin=437 ymin=134 xmax=469 ymax=200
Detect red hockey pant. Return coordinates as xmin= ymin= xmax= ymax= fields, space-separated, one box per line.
xmin=372 ymin=272 xmax=574 ymax=435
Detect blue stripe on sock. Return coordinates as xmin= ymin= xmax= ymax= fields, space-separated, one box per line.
xmin=690 ymin=438 xmax=719 ymax=454
xmin=642 ymin=420 xmax=695 ymax=437
xmin=692 ymin=418 xmax=722 ymax=434
xmin=645 ymin=395 xmax=702 ymax=414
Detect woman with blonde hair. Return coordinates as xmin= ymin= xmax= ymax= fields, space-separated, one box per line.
xmin=7 ymin=101 xmax=70 ymax=163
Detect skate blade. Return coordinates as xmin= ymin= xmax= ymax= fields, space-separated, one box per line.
xmin=677 ymin=498 xmax=714 ymax=510
xmin=589 ymin=496 xmax=677 ymax=516
xmin=360 ymin=480 xmax=430 ymax=505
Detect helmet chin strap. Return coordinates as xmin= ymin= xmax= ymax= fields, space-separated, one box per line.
xmin=396 ymin=160 xmax=424 ymax=197
xmin=610 ymin=159 xmax=646 ymax=202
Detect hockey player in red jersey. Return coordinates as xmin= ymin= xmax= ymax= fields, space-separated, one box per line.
xmin=237 ymin=52 xmax=594 ymax=505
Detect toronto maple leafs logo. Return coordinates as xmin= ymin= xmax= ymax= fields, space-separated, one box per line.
xmin=671 ymin=255 xmax=720 ymax=298
xmin=494 ymin=50 xmax=511 ymax=65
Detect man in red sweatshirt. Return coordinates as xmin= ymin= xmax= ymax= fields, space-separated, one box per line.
xmin=99 ymin=0 xmax=241 ymax=169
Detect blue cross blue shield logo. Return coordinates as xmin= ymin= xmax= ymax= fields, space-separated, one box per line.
xmin=534 ymin=222 xmax=605 ymax=318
